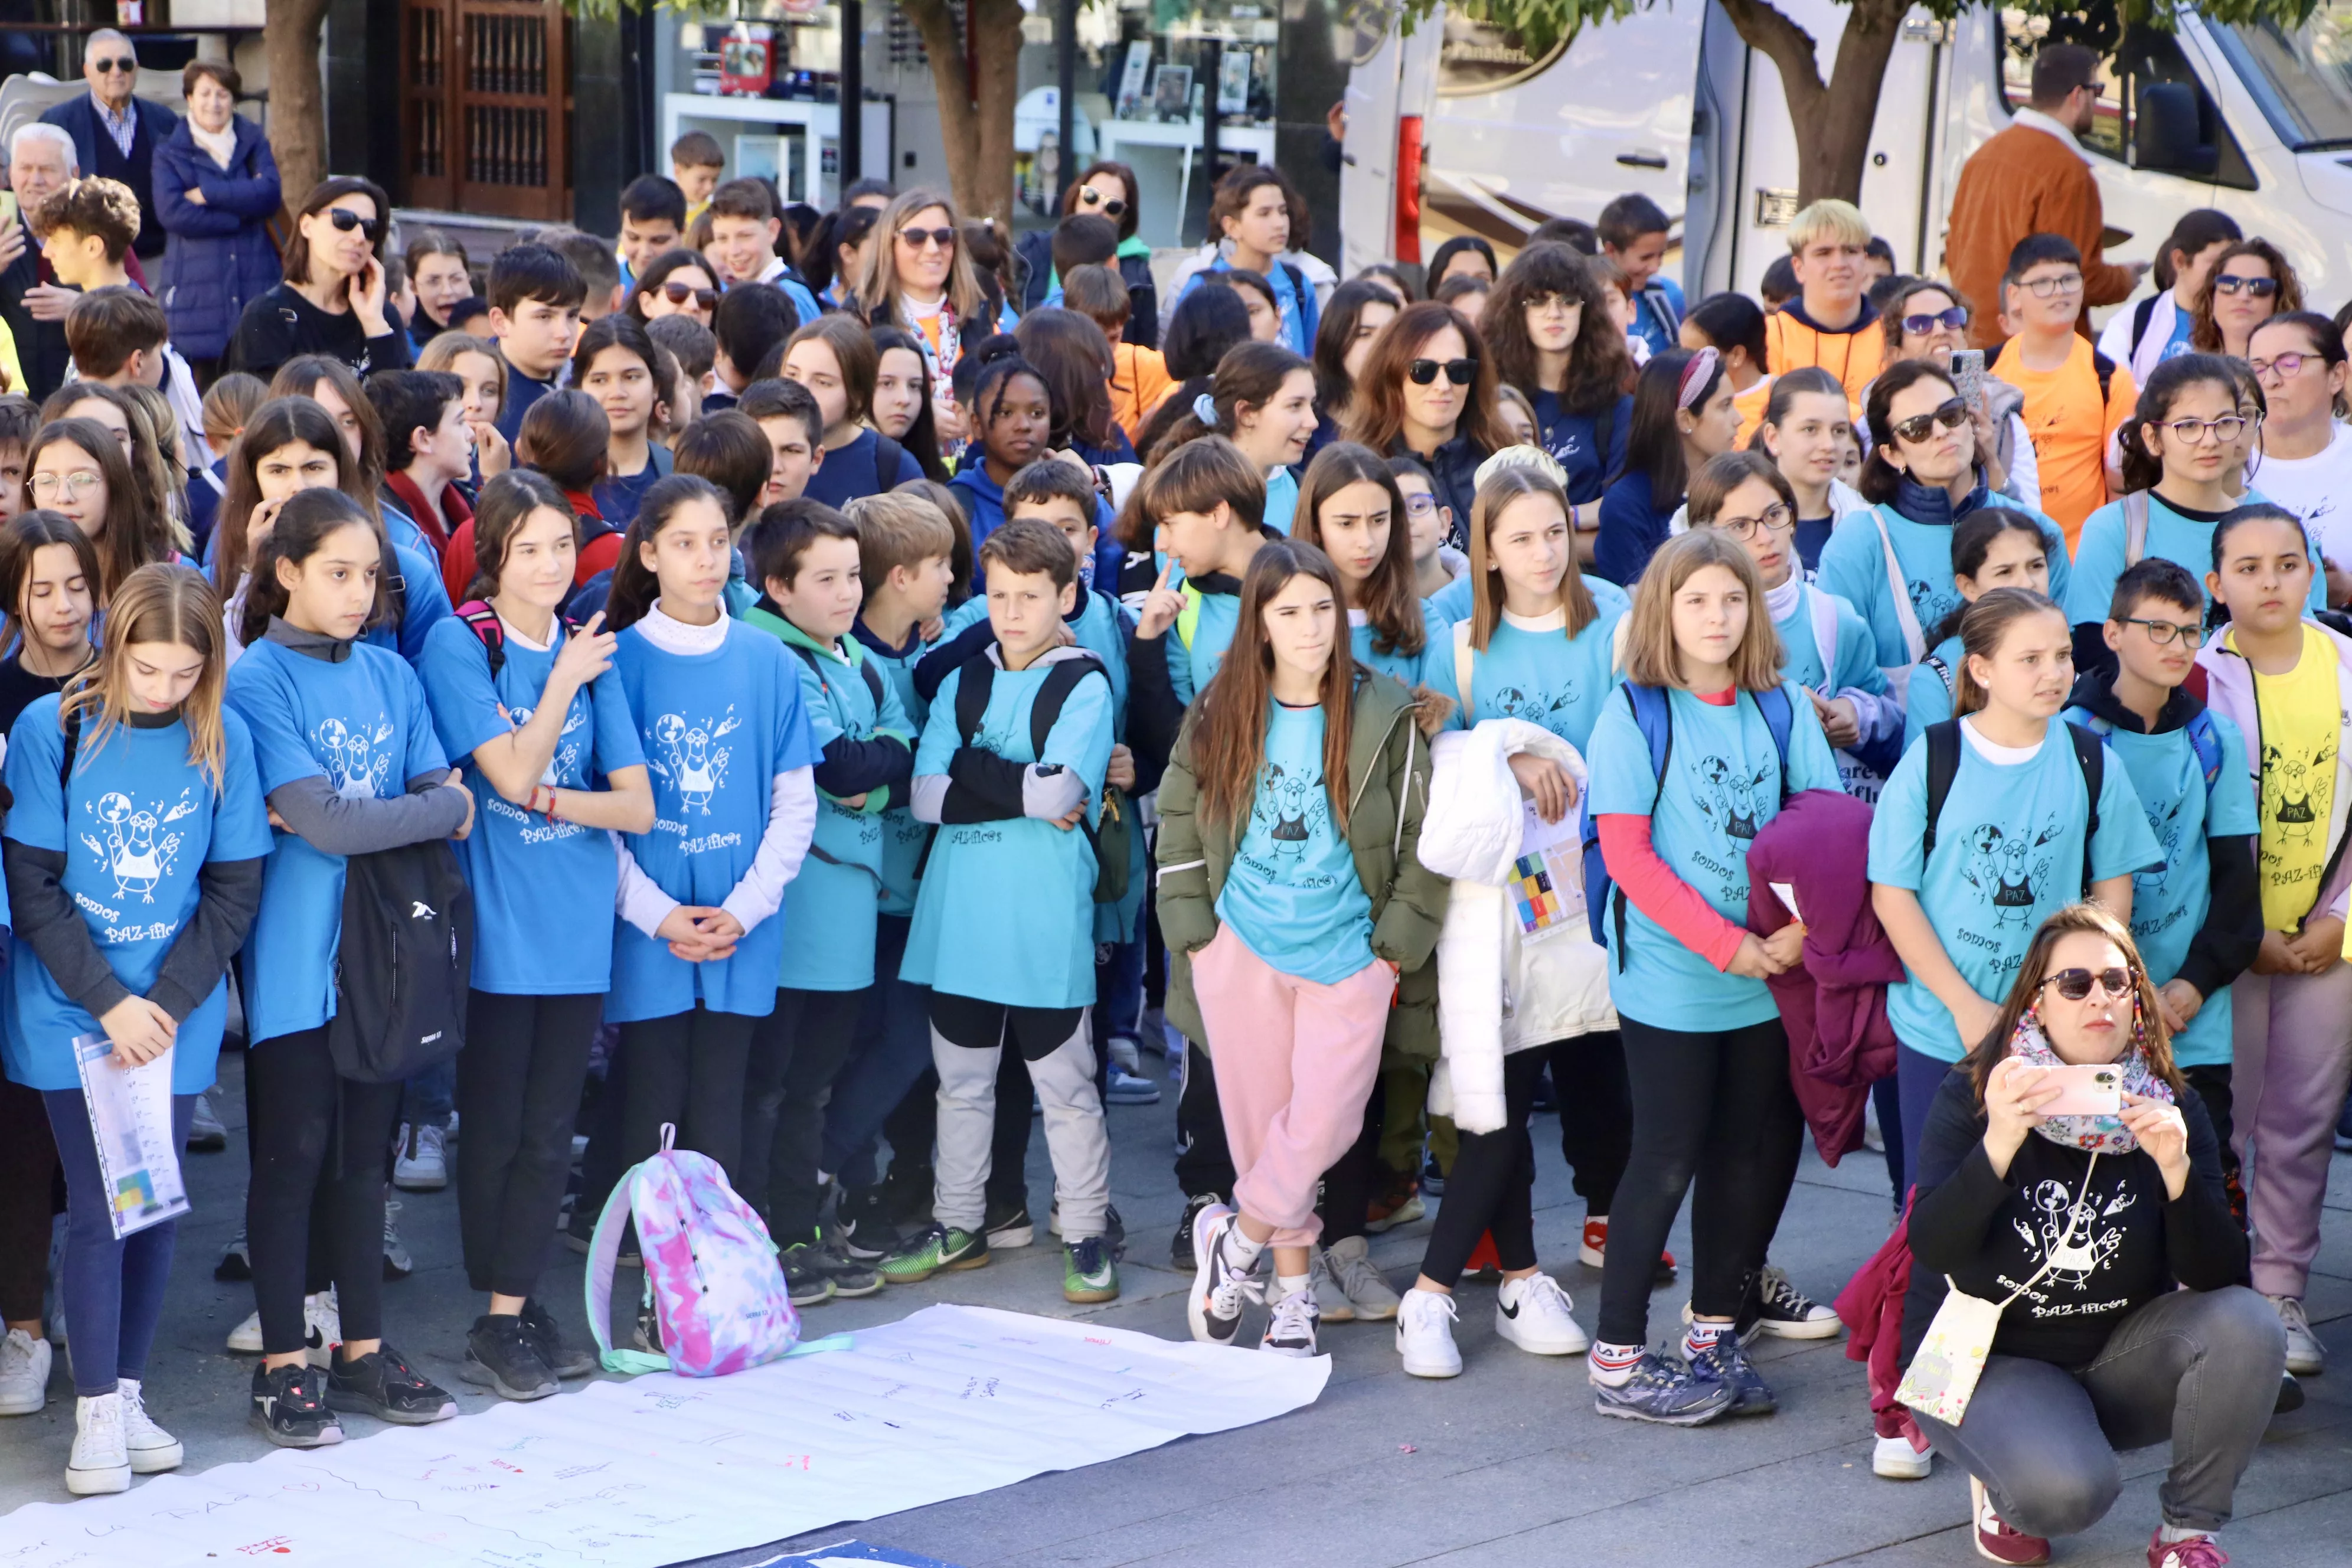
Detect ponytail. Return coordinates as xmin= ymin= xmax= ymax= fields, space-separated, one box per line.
xmin=1952 ymin=587 xmax=2064 ymax=720
xmin=606 ymin=473 xmax=726 ymax=632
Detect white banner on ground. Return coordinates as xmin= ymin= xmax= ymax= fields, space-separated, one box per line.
xmin=0 ymin=1304 xmax=1327 ymax=1567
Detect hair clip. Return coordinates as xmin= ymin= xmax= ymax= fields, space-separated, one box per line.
xmin=1193 ymin=390 xmax=1219 ymax=426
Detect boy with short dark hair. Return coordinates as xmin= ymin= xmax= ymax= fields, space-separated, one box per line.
xmin=1042 ymin=214 xmax=1118 ymax=309
xmin=1995 ymin=231 xmax=2135 ymax=547
xmin=738 ymin=377 xmax=826 ymax=508
xmin=617 ymin=174 xmax=688 ymax=291
xmin=487 ymin=241 xmax=587 ymax=442
xmin=738 ymin=496 xmax=914 ymax=1304
xmin=63 ymin=284 xmax=210 ymax=465
xmin=367 ymin=368 xmax=475 ymax=556
xmin=1861 ymin=235 xmax=1897 ymax=285
xmin=883 ymin=515 xmax=1120 ymax=1305
xmin=2063 ymin=555 xmax=2260 ymax=1210
xmin=547 ymin=230 xmax=621 ymax=323
xmin=645 ymin=313 xmax=716 ymax=406
xmin=708 ymin=283 xmax=799 ymax=410
xmin=706 ymin=178 xmax=821 ymax=324
xmin=1596 ymin=192 xmax=1683 ymax=359
xmin=671 ymin=130 xmax=725 ymax=226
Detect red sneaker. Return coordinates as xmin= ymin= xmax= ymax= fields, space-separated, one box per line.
xmin=1577 ymin=1217 xmax=1677 ymax=1285
xmin=1465 ymin=1231 xmax=1502 ymax=1278
xmin=2148 ymin=1528 xmax=2229 ymax=1568
xmin=1969 ymin=1476 xmax=2050 ymax=1566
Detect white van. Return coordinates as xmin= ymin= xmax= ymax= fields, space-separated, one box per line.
xmin=1341 ymin=2 xmax=2352 ymax=309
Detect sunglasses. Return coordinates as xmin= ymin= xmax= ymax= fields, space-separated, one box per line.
xmin=1901 ymin=306 xmax=1969 ymax=336
xmin=1077 ymin=188 xmax=1127 ymax=218
xmin=1889 ymin=397 xmax=1970 ymax=445
xmin=899 ymin=227 xmax=956 ymax=251
xmin=2118 ymin=615 xmax=2204 ymax=648
xmin=1407 ymin=357 xmax=1477 ymax=387
xmin=2214 ymin=273 xmax=2279 ymax=299
xmin=2040 ymin=966 xmax=2134 ymax=1002
xmin=325 ymin=208 xmax=384 ymax=239
xmin=660 ymin=280 xmax=720 ymax=309
xmin=90 ymin=57 xmax=136 ymax=74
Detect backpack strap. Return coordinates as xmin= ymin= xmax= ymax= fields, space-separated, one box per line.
xmin=2094 ymin=351 xmax=2117 ymax=404
xmin=1805 ymin=586 xmax=1840 ymax=693
xmin=785 ymin=638 xmax=885 ymax=714
xmin=2130 ymin=295 xmax=2158 ymax=362
xmin=1028 ymin=653 xmax=1109 ymax=759
xmin=1753 ymin=684 xmax=1796 ymax=798
xmin=1925 ymin=651 xmax=1954 ymax=698
xmin=2123 ymin=490 xmax=2151 ymax=569
xmin=455 ymin=598 xmax=505 ymax=678
xmin=57 ymin=699 xmax=81 ymax=789
xmin=2065 ymin=720 xmax=2106 ymax=896
xmin=873 ymin=432 xmax=908 ymax=494
xmin=581 ymin=1138 xmax=670 ymax=1375
xmin=1922 ymin=718 xmax=1961 ymax=863
xmin=953 ymin=653 xmax=996 ymax=746
xmin=2186 ymin=708 xmax=2224 ymax=790
xmin=1868 ymin=508 xmax=1927 ymax=663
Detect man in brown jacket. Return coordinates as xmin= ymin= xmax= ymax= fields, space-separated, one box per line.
xmin=1944 ymin=44 xmax=2148 ymax=348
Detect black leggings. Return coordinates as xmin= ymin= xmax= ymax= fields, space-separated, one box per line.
xmin=740 ymin=986 xmax=865 ymax=1242
xmin=245 ymin=1027 xmax=406 ymax=1355
xmin=1173 ymin=1036 xmax=1236 ymax=1202
xmin=1418 ymin=1049 xmax=1553 ymax=1288
xmin=0 ymin=1079 xmax=59 ymax=1324
xmin=1597 ymin=1016 xmax=1802 ymax=1347
xmin=619 ymin=1004 xmax=757 ymax=1180
xmin=1547 ymin=1030 xmax=1633 ymax=1217
xmin=457 ymin=990 xmax=604 ymax=1298
xmin=1315 ymin=1077 xmax=1388 ymax=1245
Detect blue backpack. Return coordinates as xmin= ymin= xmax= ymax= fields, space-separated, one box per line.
xmin=1579 ymin=682 xmax=1795 ymax=959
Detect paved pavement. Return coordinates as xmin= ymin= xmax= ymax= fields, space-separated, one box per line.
xmin=3 ymin=1040 xmax=2349 ymax=1567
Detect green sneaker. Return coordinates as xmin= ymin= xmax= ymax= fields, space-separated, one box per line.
xmin=1062 ymin=1234 xmax=1119 ymax=1304
xmin=877 ymin=1221 xmax=989 ymax=1283
xmin=779 ymin=1243 xmax=836 ymax=1308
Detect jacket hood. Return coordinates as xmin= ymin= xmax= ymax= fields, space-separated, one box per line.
xmin=2065 ymin=670 xmax=2204 ymax=736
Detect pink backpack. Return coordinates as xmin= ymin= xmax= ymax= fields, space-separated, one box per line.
xmin=583 ymin=1123 xmax=802 ymax=1377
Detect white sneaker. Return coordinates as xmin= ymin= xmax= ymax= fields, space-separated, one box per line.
xmin=1261 ymin=1286 xmax=1320 ymax=1357
xmin=1494 ymin=1272 xmax=1591 ymax=1357
xmin=393 ymin=1122 xmax=449 ymax=1191
xmin=1267 ymin=1252 xmax=1354 ymax=1324
xmin=0 ymin=1326 xmax=52 ymax=1415
xmin=2272 ymin=1294 xmax=2324 ymax=1376
xmin=224 ymin=1290 xmax=341 ymax=1365
xmin=1107 ymin=1035 xmax=1142 ymax=1076
xmin=66 ymin=1391 xmax=129 ymax=1495
xmin=383 ymin=1198 xmax=414 ymax=1279
xmin=1325 ymin=1235 xmax=1401 ymax=1322
xmin=117 ymin=1378 xmax=182 ymax=1474
xmin=1395 ymin=1287 xmax=1463 ymax=1378
xmin=1873 ymin=1429 xmax=1933 ymax=1479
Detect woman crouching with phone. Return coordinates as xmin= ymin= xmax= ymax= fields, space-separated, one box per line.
xmin=1903 ymin=902 xmax=2282 ymax=1568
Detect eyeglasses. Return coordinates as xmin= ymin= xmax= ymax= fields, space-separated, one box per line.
xmin=1400 ymin=494 xmax=1438 ymax=517
xmin=2249 ymin=351 xmax=2312 ymax=380
xmin=1715 ymin=501 xmax=1795 ymax=541
xmin=325 ymin=208 xmax=384 ymax=239
xmin=898 ymin=227 xmax=956 ymax=251
xmin=2040 ymin=966 xmax=2134 ymax=1002
xmin=1076 ymin=188 xmax=1127 ymax=218
xmin=2018 ymin=272 xmax=2084 ymax=299
xmin=1406 ymin=357 xmax=1477 ymax=386
xmin=1889 ymin=397 xmax=1971 ymax=445
xmin=2118 ymin=615 xmax=2204 ymax=648
xmin=30 ymin=470 xmax=100 ymax=499
xmin=1901 ymin=306 xmax=1970 ymax=336
xmin=90 ymin=57 xmax=136 ymax=74
xmin=660 ymin=280 xmax=719 ymax=309
xmin=2214 ymin=273 xmax=2279 ymax=299
xmin=2157 ymin=414 xmax=2249 ymax=446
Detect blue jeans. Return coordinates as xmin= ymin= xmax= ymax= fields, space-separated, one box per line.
xmin=1096 ymin=937 xmax=1145 ymax=1046
xmin=43 ymin=1089 xmax=195 ymax=1397
xmin=1896 ymin=1041 xmax=1956 ymax=1204
xmin=822 ymin=914 xmax=934 ymax=1185
xmin=401 ymin=1057 xmax=455 ymax=1129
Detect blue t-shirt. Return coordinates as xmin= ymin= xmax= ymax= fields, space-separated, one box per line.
xmin=1594 ymin=469 xmax=1678 ymax=586
xmin=1461 ymin=603 xmax=1629 ymax=757
xmin=1171 ymin=584 xmax=1243 ymax=708
xmin=593 ymin=448 xmax=672 ymax=530
xmin=607 ymin=620 xmax=821 ymax=1022
xmin=1586 ymin=682 xmax=1845 ymax=1028
xmin=0 ymin=701 xmax=272 ymax=1093
xmin=902 ymin=652 xmax=1115 ymax=1008
xmin=2065 ymin=491 xmax=2322 ymax=628
xmin=852 ymin=619 xmax=933 ymax=919
xmin=224 ymin=638 xmax=449 ymax=1044
xmin=804 ymin=428 xmax=923 ymax=511
xmin=1214 ymin=702 xmax=1375 ymax=984
xmin=1867 ymin=720 xmax=2164 ymax=1061
xmin=1902 ymin=633 xmax=1965 ymax=751
xmin=1351 ymin=607 xmax=1460 ymax=716
xmin=379 ymin=495 xmax=429 ymax=558
xmin=370 ymin=541 xmax=455 ymax=667
xmin=1265 ymin=468 xmax=1298 ymax=537
xmin=1184 ymin=256 xmax=1319 ymax=357
xmin=1530 ymin=391 xmax=1632 ymax=506
xmin=1816 ymin=502 xmax=2072 ymax=674
xmin=1426 ymin=570 xmax=1629 ymax=638
xmin=416 ymin=615 xmax=646 ymax=994
xmin=2061 ymin=707 xmax=2259 ymax=1067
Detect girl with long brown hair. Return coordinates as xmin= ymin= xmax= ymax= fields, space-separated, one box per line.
xmin=1344 ymin=300 xmax=1511 ymax=547
xmin=1288 ymin=442 xmax=1446 ymax=694
xmin=1158 ymin=538 xmax=1445 ymax=1360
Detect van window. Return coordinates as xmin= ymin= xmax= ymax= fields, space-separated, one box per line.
xmin=1996 ymin=11 xmax=2258 ymax=190
xmin=1436 ymin=5 xmax=1576 ymax=96
xmin=2210 ymin=6 xmax=2352 ymax=151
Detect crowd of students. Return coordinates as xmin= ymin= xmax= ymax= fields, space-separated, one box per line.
xmin=0 ymin=117 xmax=2343 ymax=1567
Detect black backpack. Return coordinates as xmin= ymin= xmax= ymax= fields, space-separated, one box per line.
xmin=950 ymin=650 xmax=1129 ymax=904
xmin=1921 ymin=718 xmax=2103 ymax=897
xmin=324 ymin=838 xmax=472 ymax=1084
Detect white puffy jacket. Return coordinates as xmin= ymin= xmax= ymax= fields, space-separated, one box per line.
xmin=1416 ymin=718 xmax=1617 ymax=1135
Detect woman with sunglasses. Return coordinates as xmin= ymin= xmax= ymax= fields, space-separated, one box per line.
xmin=1593 ymin=347 xmax=1739 ymax=586
xmin=1819 ymin=360 xmax=2072 ymax=704
xmin=1014 ymin=161 xmax=1158 ymax=349
xmin=855 ymin=188 xmax=999 ymax=449
xmin=2241 ymin=314 xmax=2352 ymax=600
xmin=1874 ymin=278 xmax=2035 ymax=511
xmin=230 ymin=178 xmax=407 ymax=383
xmin=624 ymin=249 xmax=721 ymax=329
xmin=2188 ymin=239 xmax=2302 ymax=361
xmin=1344 ymin=300 xmax=1510 ymax=553
xmin=1898 ymin=901 xmax=2280 ymax=1567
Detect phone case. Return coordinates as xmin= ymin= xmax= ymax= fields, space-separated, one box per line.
xmin=2040 ymin=1064 xmax=2122 ymax=1117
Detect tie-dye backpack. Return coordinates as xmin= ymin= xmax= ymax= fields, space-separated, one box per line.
xmin=583 ymin=1124 xmax=801 ymax=1377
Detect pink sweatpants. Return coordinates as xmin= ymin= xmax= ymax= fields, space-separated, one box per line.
xmin=1192 ymin=925 xmax=1394 ymax=1247
xmin=2230 ymin=962 xmax=2352 ymax=1299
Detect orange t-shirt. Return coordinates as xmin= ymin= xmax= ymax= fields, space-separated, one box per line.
xmin=1733 ymin=375 xmax=1773 ymax=449
xmin=1764 ymin=303 xmax=1883 ymax=410
xmin=1111 ymin=342 xmax=1173 ymax=445
xmin=2000 ymin=334 xmax=2134 ymax=548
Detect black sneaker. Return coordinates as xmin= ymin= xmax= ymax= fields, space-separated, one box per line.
xmin=250 ymin=1361 xmax=343 ymax=1448
xmin=878 ymin=1162 xmax=935 ymax=1227
xmin=780 ymin=1243 xmax=838 ymax=1307
xmin=326 ymin=1344 xmax=458 ymax=1425
xmin=520 ymin=1298 xmax=597 ymax=1378
xmin=1171 ymin=1192 xmax=1219 ymax=1269
xmin=836 ymin=1182 xmax=901 ymax=1261
xmin=984 ymin=1198 xmax=1034 ymax=1249
xmin=807 ymin=1234 xmax=885 ymax=1299
xmin=462 ymin=1315 xmax=557 ymax=1402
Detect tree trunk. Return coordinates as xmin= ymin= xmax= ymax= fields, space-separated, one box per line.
xmin=264 ymin=0 xmax=331 ymax=209
xmin=1717 ymin=0 xmax=1909 ymax=207
xmin=900 ymin=0 xmax=1023 ymax=223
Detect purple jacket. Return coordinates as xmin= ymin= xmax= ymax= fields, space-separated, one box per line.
xmin=1746 ymin=787 xmax=1903 ymax=1164
xmin=152 ymin=115 xmax=283 ymax=361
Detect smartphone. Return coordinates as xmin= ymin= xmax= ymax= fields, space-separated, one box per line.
xmin=2037 ymin=1063 xmax=2122 ymax=1118
xmin=1950 ymin=347 xmax=1985 ymax=413
xmin=0 ymin=191 xmax=17 ymax=230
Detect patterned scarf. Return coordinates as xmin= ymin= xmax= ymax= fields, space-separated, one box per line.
xmin=2008 ymin=1011 xmax=2173 ymax=1154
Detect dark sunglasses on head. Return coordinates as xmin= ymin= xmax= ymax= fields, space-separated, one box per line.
xmin=661 ymin=280 xmax=720 ymax=309
xmin=2040 ymin=966 xmax=2134 ymax=1002
xmin=1077 ymin=188 xmax=1127 ymax=218
xmin=326 ymin=208 xmax=384 ymax=239
xmin=1901 ymin=305 xmax=1969 ymax=336
xmin=2214 ymin=273 xmax=2280 ymax=299
xmin=1889 ymin=397 xmax=1970 ymax=445
xmin=90 ymin=56 xmax=136 ymax=73
xmin=899 ymin=227 xmax=956 ymax=251
xmin=1407 ymin=357 xmax=1477 ymax=387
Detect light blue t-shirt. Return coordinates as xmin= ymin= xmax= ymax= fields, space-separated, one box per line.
xmin=1903 ymin=633 xmax=1966 ymax=752
xmin=1426 ymin=571 xmax=1629 ymax=642
xmin=224 ymin=637 xmax=449 ymax=1044
xmin=369 ymin=541 xmax=455 ymax=666
xmin=902 ymin=651 xmax=1115 ymax=1008
xmin=2061 ymin=707 xmax=2259 ymax=1067
xmin=1775 ymin=583 xmax=1887 ymax=700
xmin=417 ymin=615 xmax=646 ymax=994
xmin=1170 ymin=584 xmax=1243 ymax=708
xmin=1214 ymin=702 xmax=1375 ymax=984
xmin=606 ymin=621 xmax=822 ymax=1023
xmin=1586 ymin=682 xmax=1844 ymax=1028
xmin=2064 ymin=491 xmax=2322 ymax=628
xmin=1816 ymin=503 xmax=2071 ymax=673
xmin=1350 ymin=606 xmax=1460 ymax=714
xmin=1867 ymin=720 xmax=2164 ymax=1061
xmin=1461 ymin=603 xmax=1629 ymax=757
xmin=0 ymin=701 xmax=271 ymax=1093
xmin=853 ymin=621 xmax=933 ymax=919
xmin=1265 ymin=468 xmax=1299 ymax=536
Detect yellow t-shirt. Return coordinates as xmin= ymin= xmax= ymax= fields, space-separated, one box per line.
xmin=2003 ymin=334 xmax=2134 ymax=550
xmin=2243 ymin=622 xmax=2341 ymax=930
